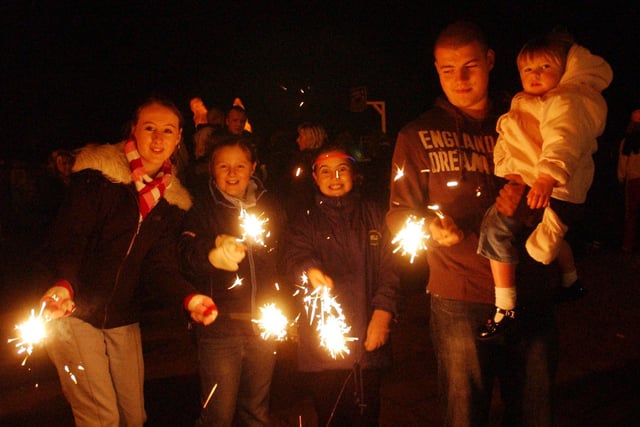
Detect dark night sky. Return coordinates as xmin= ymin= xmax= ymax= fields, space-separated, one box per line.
xmin=2 ymin=1 xmax=638 ymax=162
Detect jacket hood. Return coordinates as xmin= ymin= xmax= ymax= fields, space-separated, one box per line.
xmin=72 ymin=141 xmax=192 ymax=210
xmin=560 ymin=44 xmax=613 ymax=92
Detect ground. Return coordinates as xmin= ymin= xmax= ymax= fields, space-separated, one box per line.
xmin=1 ymin=244 xmax=639 ymax=426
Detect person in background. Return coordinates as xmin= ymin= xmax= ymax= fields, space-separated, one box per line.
xmin=386 ymin=20 xmax=558 ymax=426
xmin=178 ymin=136 xmax=287 ymax=426
xmin=279 ymin=144 xmax=400 ymax=426
xmin=281 ymin=122 xmax=328 ymax=218
xmin=476 ymin=30 xmax=612 ymax=338
xmin=48 ymin=148 xmax=75 ymax=186
xmin=186 ymin=97 xmax=226 ymax=190
xmin=618 ymin=109 xmax=640 ymax=253
xmin=36 ymin=97 xmax=217 ymax=427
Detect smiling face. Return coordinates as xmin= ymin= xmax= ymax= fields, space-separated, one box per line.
xmin=312 ymin=150 xmax=354 ymax=198
xmin=518 ymin=52 xmax=564 ymax=96
xmin=131 ymin=103 xmax=182 ymax=176
xmin=211 ymin=144 xmax=256 ymax=198
xmin=434 ymin=40 xmax=494 ymax=119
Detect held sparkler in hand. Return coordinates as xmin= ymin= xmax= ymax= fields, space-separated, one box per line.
xmin=299 ymin=274 xmax=357 ymax=359
xmin=391 ymin=205 xmax=446 ymax=263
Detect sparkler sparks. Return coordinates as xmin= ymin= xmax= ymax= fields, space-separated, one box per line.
xmin=301 ymin=283 xmax=357 ymax=359
xmin=228 ymin=275 xmax=244 ymax=290
xmin=8 ymin=302 xmax=49 ymax=366
xmin=253 ymin=303 xmax=289 ymax=340
xmin=393 ymin=164 xmax=405 ymax=181
xmin=202 ymin=383 xmax=218 ymax=409
xmin=391 ymin=216 xmax=430 ymax=263
xmin=239 ymin=209 xmax=269 ymax=246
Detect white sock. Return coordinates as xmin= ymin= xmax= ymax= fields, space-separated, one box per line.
xmin=561 ymin=270 xmax=578 ymax=288
xmin=494 ymin=287 xmax=517 ymax=311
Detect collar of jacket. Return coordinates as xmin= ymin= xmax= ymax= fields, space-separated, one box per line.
xmin=71 ymin=141 xmax=192 ymax=211
xmin=208 ymin=176 xmax=267 ymax=210
xmin=314 ymin=190 xmax=360 ymax=211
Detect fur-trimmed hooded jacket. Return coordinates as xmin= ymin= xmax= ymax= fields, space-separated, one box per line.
xmin=39 ymin=141 xmax=197 ymax=329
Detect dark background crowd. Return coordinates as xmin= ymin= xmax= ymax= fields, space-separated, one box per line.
xmin=1 ymin=2 xmax=638 ymax=252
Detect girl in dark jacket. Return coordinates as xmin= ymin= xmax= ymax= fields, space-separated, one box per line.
xmin=179 ymin=136 xmax=287 ymax=427
xmin=279 ymin=144 xmax=400 ymax=426
xmin=38 ymin=97 xmax=217 ymax=427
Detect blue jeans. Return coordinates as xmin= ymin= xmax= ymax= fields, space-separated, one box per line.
xmin=430 ymin=295 xmax=557 ymax=427
xmin=195 ymin=334 xmax=276 ymax=427
xmin=478 ymin=204 xmax=523 ymax=264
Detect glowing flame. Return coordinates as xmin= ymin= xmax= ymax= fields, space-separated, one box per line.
xmin=253 ymin=303 xmax=289 ymax=340
xmin=301 ymin=283 xmax=357 ymax=359
xmin=239 ymin=209 xmax=269 ymax=246
xmin=8 ymin=303 xmax=49 ymax=366
xmin=391 ymin=215 xmax=430 ymax=263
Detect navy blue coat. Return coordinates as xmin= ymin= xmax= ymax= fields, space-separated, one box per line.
xmin=279 ymin=190 xmax=400 ymax=371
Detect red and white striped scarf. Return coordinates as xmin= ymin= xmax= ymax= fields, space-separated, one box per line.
xmin=124 ymin=138 xmax=173 ymax=219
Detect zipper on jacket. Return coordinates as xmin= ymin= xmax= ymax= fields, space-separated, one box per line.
xmin=103 ymin=213 xmax=143 ymax=328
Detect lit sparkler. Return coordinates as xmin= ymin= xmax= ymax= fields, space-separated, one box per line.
xmin=253 ymin=303 xmax=289 ymax=340
xmin=8 ymin=302 xmax=49 ymax=366
xmin=391 ymin=216 xmax=429 ymax=263
xmin=239 ymin=209 xmax=269 ymax=246
xmin=301 ymin=282 xmax=357 ymax=359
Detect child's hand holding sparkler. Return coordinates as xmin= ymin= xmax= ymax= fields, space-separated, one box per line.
xmin=208 ymin=234 xmax=247 ymax=271
xmin=306 ymin=267 xmax=334 ymax=290
xmin=40 ymin=280 xmax=76 ymax=320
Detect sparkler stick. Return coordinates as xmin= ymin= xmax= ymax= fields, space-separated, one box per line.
xmin=202 ymin=383 xmax=218 ymax=409
xmin=8 ymin=302 xmax=49 ymax=366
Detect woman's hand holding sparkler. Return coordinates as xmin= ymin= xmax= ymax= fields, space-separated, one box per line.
xmin=40 ymin=280 xmax=76 ymax=320
xmin=306 ymin=267 xmax=334 ymax=290
xmin=208 ymin=234 xmax=247 ymax=271
xmin=428 ymin=214 xmax=464 ymax=247
xmin=185 ymin=294 xmax=218 ymax=326
xmin=364 ymin=309 xmax=392 ymax=351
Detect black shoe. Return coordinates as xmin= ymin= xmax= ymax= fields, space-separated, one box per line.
xmin=477 ymin=307 xmax=516 ymax=341
xmin=554 ymin=279 xmax=587 ymax=303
